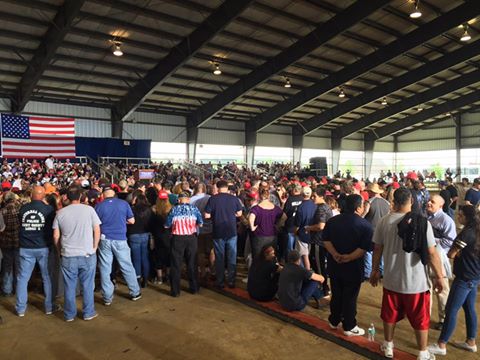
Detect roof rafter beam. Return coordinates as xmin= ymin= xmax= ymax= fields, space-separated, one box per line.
xmin=12 ymin=0 xmax=86 ymax=113
xmin=300 ymin=40 xmax=480 ymax=135
xmin=365 ymin=90 xmax=480 ymax=141
xmin=251 ymin=1 xmax=480 ymax=133
xmin=188 ymin=0 xmax=391 ymax=128
xmin=111 ymin=0 xmax=253 ymax=122
xmin=300 ymin=39 xmax=480 ymax=136
xmin=335 ymin=69 xmax=480 ymax=138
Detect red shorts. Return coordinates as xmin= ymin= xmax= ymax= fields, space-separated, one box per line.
xmin=381 ymin=288 xmax=430 ymax=330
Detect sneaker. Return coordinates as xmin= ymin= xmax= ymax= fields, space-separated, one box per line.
xmin=417 ymin=350 xmax=436 ymax=360
xmin=381 ymin=342 xmax=394 ymax=358
xmin=130 ymin=293 xmax=142 ymax=301
xmin=17 ymin=312 xmax=25 ymax=318
xmin=328 ymin=321 xmax=340 ymax=330
xmin=453 ymin=341 xmax=477 ymax=353
xmin=428 ymin=343 xmax=446 ymax=356
xmin=65 ymin=317 xmax=75 ymax=322
xmin=343 ymin=326 xmax=365 ymax=337
xmin=152 ymin=277 xmax=162 ymax=285
xmin=103 ymin=300 xmax=112 ymax=306
xmin=83 ymin=313 xmax=98 ymax=321
xmin=46 ymin=304 xmax=62 ymax=315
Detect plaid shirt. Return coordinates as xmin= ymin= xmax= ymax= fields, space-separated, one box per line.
xmin=0 ymin=202 xmax=20 ymax=249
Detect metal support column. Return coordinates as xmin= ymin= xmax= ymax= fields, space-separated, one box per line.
xmin=186 ymin=121 xmax=198 ymax=163
xmin=393 ymin=135 xmax=399 ymax=173
xmin=364 ymin=138 xmax=375 ymax=180
xmin=112 ymin=120 xmax=123 ymax=139
xmin=245 ymin=122 xmax=257 ymax=169
xmin=292 ymin=126 xmax=304 ymax=167
xmin=331 ymin=135 xmax=342 ymax=175
xmin=454 ymin=115 xmax=462 ymax=180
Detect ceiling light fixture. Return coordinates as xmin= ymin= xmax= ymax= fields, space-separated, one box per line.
xmin=213 ymin=62 xmax=222 ymax=75
xmin=338 ymin=87 xmax=345 ymax=98
xmin=410 ymin=0 xmax=422 ymax=19
xmin=284 ymin=77 xmax=291 ymax=88
xmin=460 ymin=24 xmax=471 ymax=42
xmin=112 ymin=41 xmax=123 ymax=56
xmin=381 ymin=97 xmax=388 ymax=106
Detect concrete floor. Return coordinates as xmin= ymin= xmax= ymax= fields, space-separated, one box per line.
xmin=0 ymin=279 xmax=478 ymax=360
xmin=0 ymin=283 xmax=365 ymax=360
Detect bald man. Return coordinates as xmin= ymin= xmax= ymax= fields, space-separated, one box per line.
xmin=426 ymin=194 xmax=457 ymax=330
xmin=95 ymin=186 xmax=141 ymax=305
xmin=15 ymin=186 xmax=57 ymax=317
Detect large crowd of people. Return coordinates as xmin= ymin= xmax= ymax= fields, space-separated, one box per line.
xmin=0 ymin=157 xmax=479 ymax=360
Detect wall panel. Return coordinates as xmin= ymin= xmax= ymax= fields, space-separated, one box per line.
xmin=398 ymin=127 xmax=454 ymax=142
xmin=23 ymin=101 xmax=110 ymax=120
xmin=375 ymin=141 xmax=394 ymax=152
xmin=132 ymin=111 xmax=185 ymax=126
xmin=125 ymin=122 xmax=186 ymax=142
xmin=75 ymin=119 xmax=111 ymax=138
xmin=341 ymin=139 xmax=363 ymax=151
xmin=198 ymin=128 xmax=243 ymax=145
xmin=257 ymin=133 xmax=291 ymax=147
xmin=398 ymin=139 xmax=456 ymax=151
xmin=0 ymin=98 xmax=10 ymax=111
xmin=303 ymin=136 xmax=330 ymax=149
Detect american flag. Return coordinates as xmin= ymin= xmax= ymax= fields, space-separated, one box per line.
xmin=1 ymin=113 xmax=76 ymax=158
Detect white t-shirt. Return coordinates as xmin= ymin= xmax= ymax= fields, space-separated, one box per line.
xmin=45 ymin=158 xmax=54 ymax=170
xmin=373 ymin=212 xmax=435 ymax=294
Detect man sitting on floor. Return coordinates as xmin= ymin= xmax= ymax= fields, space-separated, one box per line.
xmin=278 ymin=250 xmax=324 ymax=311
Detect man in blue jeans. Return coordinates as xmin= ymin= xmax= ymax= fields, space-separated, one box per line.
xmin=278 ymin=250 xmax=324 ymax=311
xmin=95 ymin=187 xmax=141 ymax=305
xmin=15 ymin=186 xmax=56 ymax=317
xmin=53 ymin=184 xmax=101 ymax=321
xmin=205 ymin=180 xmax=242 ymax=288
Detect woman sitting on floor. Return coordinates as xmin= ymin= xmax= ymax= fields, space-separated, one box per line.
xmin=247 ymin=245 xmax=282 ymax=301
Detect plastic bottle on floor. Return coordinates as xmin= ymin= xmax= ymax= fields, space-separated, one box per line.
xmin=367 ymin=323 xmax=375 ymax=341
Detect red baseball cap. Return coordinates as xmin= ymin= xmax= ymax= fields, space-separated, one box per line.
xmin=247 ymin=191 xmax=259 ymax=200
xmin=158 ymin=190 xmax=169 ymax=200
xmin=406 ymin=171 xmax=418 ymax=180
xmin=2 ymin=181 xmax=11 ymax=190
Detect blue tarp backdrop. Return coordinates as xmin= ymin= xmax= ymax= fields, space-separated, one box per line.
xmin=75 ymin=137 xmax=151 ymax=159
xmin=0 ymin=136 xmax=151 ymax=159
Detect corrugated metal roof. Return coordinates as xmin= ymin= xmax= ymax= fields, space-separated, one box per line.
xmin=0 ymin=0 xmax=478 ymax=139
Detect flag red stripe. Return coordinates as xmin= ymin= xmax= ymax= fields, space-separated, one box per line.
xmin=29 ymin=124 xmax=74 ymax=129
xmin=30 ymin=117 xmax=74 ymax=122
xmin=2 ymin=141 xmax=75 ymax=148
xmin=2 ymin=155 xmax=75 ymax=159
xmin=27 ymin=136 xmax=75 ymax=141
xmin=3 ymin=149 xmax=75 ymax=154
xmin=30 ymin=130 xmax=75 ymax=135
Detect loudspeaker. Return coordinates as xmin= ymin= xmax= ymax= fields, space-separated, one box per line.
xmin=309 ymin=157 xmax=328 ymax=176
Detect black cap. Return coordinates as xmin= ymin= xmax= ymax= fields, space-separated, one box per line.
xmin=178 ymin=191 xmax=191 ymax=199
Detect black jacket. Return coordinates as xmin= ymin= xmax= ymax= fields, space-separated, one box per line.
xmin=397 ymin=211 xmax=429 ymax=265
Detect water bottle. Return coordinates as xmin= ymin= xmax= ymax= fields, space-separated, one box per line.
xmin=367 ymin=323 xmax=375 ymax=341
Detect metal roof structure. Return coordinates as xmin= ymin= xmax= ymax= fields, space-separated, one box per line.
xmin=0 ymin=0 xmax=479 ymax=141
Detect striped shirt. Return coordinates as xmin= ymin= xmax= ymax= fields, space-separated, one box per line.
xmin=165 ymin=204 xmax=203 ymax=236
